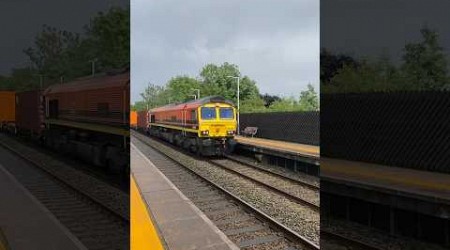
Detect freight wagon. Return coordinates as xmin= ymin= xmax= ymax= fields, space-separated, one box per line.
xmin=0 ymin=91 xmax=16 ymax=132
xmin=130 ymin=110 xmax=137 ymax=129
xmin=15 ymin=90 xmax=44 ymax=138
xmin=136 ymin=110 xmax=149 ymax=133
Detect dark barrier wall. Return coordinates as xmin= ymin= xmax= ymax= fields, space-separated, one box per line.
xmin=239 ymin=111 xmax=319 ymax=146
xmin=321 ymin=92 xmax=450 ymax=173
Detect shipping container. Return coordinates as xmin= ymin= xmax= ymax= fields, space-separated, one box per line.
xmin=16 ymin=90 xmax=44 ymax=136
xmin=137 ymin=110 xmax=149 ymax=132
xmin=130 ymin=110 xmax=137 ymax=128
xmin=0 ymin=91 xmax=16 ymax=126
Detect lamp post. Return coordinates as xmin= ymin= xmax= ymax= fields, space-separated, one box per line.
xmin=34 ymin=74 xmax=45 ymax=90
xmin=192 ymin=89 xmax=200 ymax=99
xmin=89 ymin=59 xmax=97 ymax=76
xmin=146 ymin=83 xmax=150 ymax=111
xmin=226 ymin=76 xmax=240 ymax=135
xmin=189 ymin=94 xmax=197 ymax=100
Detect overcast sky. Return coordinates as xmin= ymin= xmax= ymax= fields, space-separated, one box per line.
xmin=321 ymin=0 xmax=450 ymax=65
xmin=0 ymin=0 xmax=128 ymax=75
xmin=131 ymin=0 xmax=319 ymax=103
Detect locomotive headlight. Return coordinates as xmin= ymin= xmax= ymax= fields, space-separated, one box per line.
xmin=227 ymin=130 xmax=235 ymax=135
xmin=201 ymin=130 xmax=209 ymax=135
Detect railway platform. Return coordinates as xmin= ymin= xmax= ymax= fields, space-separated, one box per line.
xmin=234 ymin=136 xmax=320 ymax=175
xmin=0 ymin=162 xmax=87 ymax=250
xmin=321 ymin=157 xmax=450 ymax=246
xmin=130 ymin=143 xmax=239 ymax=250
xmin=322 ymin=158 xmax=450 ymax=199
xmin=321 ymin=157 xmax=450 ymax=216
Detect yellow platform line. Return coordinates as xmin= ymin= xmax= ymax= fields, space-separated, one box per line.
xmin=131 ymin=176 xmax=165 ymax=250
xmin=0 ymin=228 xmax=9 ymax=250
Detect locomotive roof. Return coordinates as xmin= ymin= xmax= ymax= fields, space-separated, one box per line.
xmin=44 ymin=71 xmax=130 ymax=94
xmin=150 ymin=96 xmax=235 ymax=112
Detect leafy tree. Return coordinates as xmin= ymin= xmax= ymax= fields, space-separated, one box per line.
xmin=402 ymin=27 xmax=448 ymax=90
xmin=260 ymin=93 xmax=281 ymax=108
xmin=16 ymin=6 xmax=129 ymax=89
xmin=240 ymin=97 xmax=267 ymax=113
xmin=269 ymin=97 xmax=300 ymax=112
xmin=140 ymin=83 xmax=167 ymax=109
xmin=132 ymin=101 xmax=147 ymax=111
xmin=322 ymin=26 xmax=449 ymax=93
xmin=299 ymin=84 xmax=319 ymax=111
xmin=23 ymin=25 xmax=82 ymax=84
xmin=199 ymin=62 xmax=260 ymax=102
xmin=165 ymin=76 xmax=201 ymax=102
xmin=320 ymin=48 xmax=359 ymax=84
xmin=85 ymin=7 xmax=130 ymax=70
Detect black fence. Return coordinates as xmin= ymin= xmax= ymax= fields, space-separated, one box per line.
xmin=239 ymin=111 xmax=319 ymax=146
xmin=321 ymin=92 xmax=450 ymax=173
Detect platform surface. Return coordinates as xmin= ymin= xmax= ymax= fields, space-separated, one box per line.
xmin=0 ymin=162 xmax=86 ymax=250
xmin=235 ymin=135 xmax=319 ymax=158
xmin=321 ymin=157 xmax=450 ymax=201
xmin=131 ymin=143 xmax=239 ymax=250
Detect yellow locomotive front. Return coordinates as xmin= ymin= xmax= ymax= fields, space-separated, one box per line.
xmin=197 ymin=103 xmax=237 ymax=138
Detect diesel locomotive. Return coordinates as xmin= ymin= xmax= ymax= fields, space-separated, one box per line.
xmin=0 ymin=69 xmax=130 ymax=176
xmin=139 ymin=96 xmax=237 ymax=156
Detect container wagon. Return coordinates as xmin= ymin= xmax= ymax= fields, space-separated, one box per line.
xmin=130 ymin=110 xmax=137 ymax=129
xmin=137 ymin=110 xmax=149 ymax=133
xmin=0 ymin=91 xmax=16 ymax=132
xmin=15 ymin=90 xmax=44 ymax=138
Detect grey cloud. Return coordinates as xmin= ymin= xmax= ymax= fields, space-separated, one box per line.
xmin=0 ymin=0 xmax=128 ymax=75
xmin=131 ymin=0 xmax=319 ymax=102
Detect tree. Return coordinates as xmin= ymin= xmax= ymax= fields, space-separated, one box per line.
xmin=23 ymin=25 xmax=82 ymax=84
xmin=85 ymin=7 xmax=130 ymax=70
xmin=402 ymin=27 xmax=448 ymax=90
xmin=199 ymin=62 xmax=260 ymax=102
xmin=269 ymin=97 xmax=300 ymax=112
xmin=320 ymin=48 xmax=359 ymax=84
xmin=240 ymin=96 xmax=267 ymax=113
xmin=140 ymin=83 xmax=167 ymax=109
xmin=165 ymin=76 xmax=200 ymax=102
xmin=299 ymin=84 xmax=319 ymax=111
xmin=19 ymin=6 xmax=129 ymax=88
xmin=260 ymin=93 xmax=281 ymax=108
xmin=132 ymin=101 xmax=147 ymax=111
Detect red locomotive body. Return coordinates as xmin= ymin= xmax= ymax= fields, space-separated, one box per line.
xmin=44 ymin=72 xmax=129 ymax=127
xmin=41 ymin=71 xmax=130 ymax=174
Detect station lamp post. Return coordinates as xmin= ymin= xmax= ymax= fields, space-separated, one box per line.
xmin=192 ymin=89 xmax=201 ymax=100
xmin=226 ymin=75 xmax=240 ymax=135
xmin=89 ymin=58 xmax=98 ymax=76
xmin=34 ymin=74 xmax=45 ymax=90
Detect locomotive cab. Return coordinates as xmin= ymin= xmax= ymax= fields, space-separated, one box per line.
xmin=198 ymin=103 xmax=236 ymax=138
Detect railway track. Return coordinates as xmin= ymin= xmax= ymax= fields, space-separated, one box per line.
xmin=132 ymin=131 xmax=319 ymax=250
xmin=321 ymin=230 xmax=383 ymax=250
xmin=0 ymin=135 xmax=129 ymax=250
xmin=225 ymin=155 xmax=319 ymax=189
xmin=208 ymin=158 xmax=319 ymax=211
